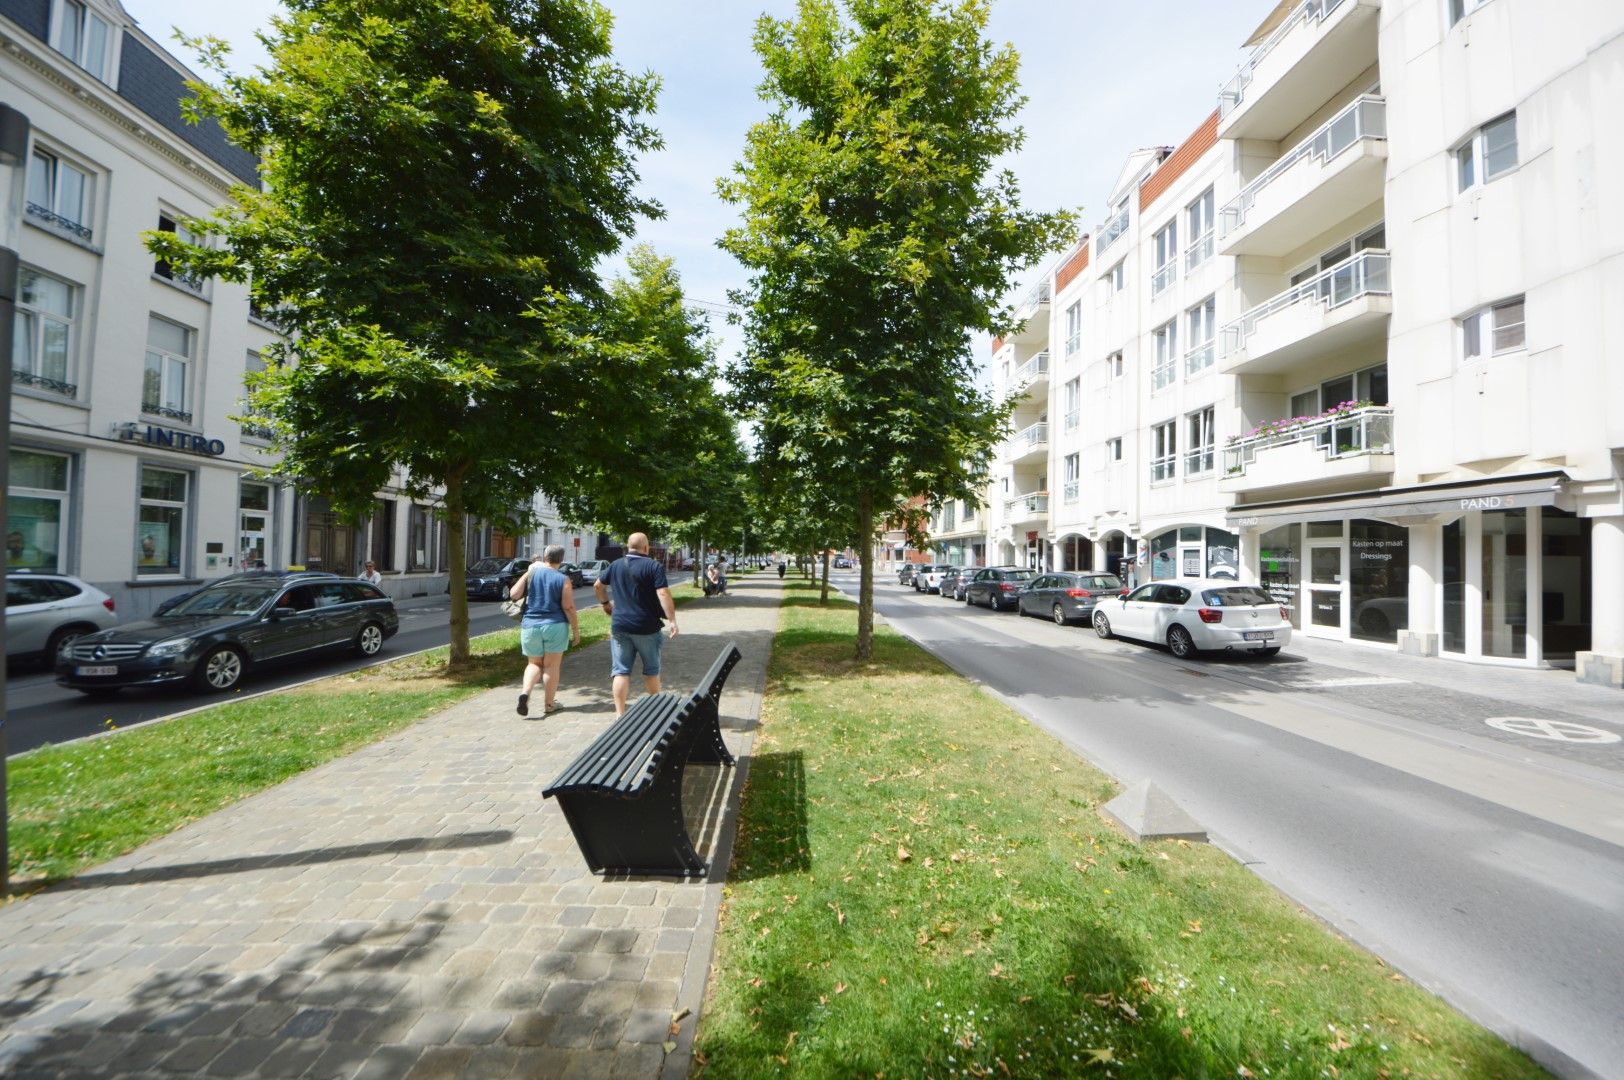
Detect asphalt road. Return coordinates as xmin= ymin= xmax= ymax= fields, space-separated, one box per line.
xmin=844 ymin=570 xmax=1624 ymax=1080
xmin=2 ymin=592 xmax=599 ymax=757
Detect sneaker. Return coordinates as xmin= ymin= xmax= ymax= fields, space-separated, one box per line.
xmin=545 ymin=701 xmax=564 ymax=715
xmin=516 ymin=693 xmax=529 ymax=716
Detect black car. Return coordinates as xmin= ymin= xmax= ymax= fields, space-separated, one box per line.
xmin=898 ymin=564 xmax=923 ymax=587
xmin=464 ymin=557 xmax=531 ymax=600
xmin=155 ymin=569 xmax=337 ymax=616
xmin=963 ymin=567 xmax=1037 ymax=611
xmin=1016 ymin=572 xmax=1126 ymax=625
xmin=57 ymin=575 xmax=400 ymax=695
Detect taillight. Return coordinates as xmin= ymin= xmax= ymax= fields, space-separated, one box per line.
xmin=1198 ymin=608 xmax=1222 ymax=624
xmin=999 ymin=583 xmax=1017 ymax=592
xmin=103 ymin=598 xmax=115 ymax=612
xmin=1065 ymin=588 xmax=1091 ymax=598
xmin=1119 ymin=588 xmax=1129 ymax=596
xmin=1279 ymin=606 xmax=1290 ymax=621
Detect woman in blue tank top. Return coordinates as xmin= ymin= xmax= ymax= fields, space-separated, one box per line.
xmin=509 ymin=545 xmax=580 ymax=716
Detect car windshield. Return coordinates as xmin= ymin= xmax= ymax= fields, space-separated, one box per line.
xmin=1079 ymin=575 xmax=1123 ymax=590
xmin=468 ymin=559 xmax=502 ymax=573
xmin=1202 ymin=586 xmax=1274 ymax=607
xmin=163 ymin=584 xmax=278 ymax=617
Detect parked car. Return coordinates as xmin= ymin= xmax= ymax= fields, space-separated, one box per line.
xmin=963 ymin=567 xmax=1037 ymax=610
xmin=158 ymin=570 xmax=340 ymax=616
xmin=6 ymin=571 xmax=118 ymax=665
xmin=948 ymin=568 xmax=980 ymax=601
xmin=936 ymin=566 xmax=971 ymax=600
xmin=833 ymin=555 xmax=852 ymax=569
xmin=916 ymin=565 xmax=955 ymax=594
xmin=897 ymin=563 xmax=923 ymax=587
xmin=1092 ymin=580 xmax=1291 ymax=659
xmin=464 ymin=556 xmax=530 ymax=600
xmin=1016 ymin=572 xmax=1126 ymax=625
xmin=558 ymin=562 xmax=589 ymax=587
xmin=577 ymin=559 xmax=611 ymax=585
xmin=57 ymin=574 xmax=400 ymax=695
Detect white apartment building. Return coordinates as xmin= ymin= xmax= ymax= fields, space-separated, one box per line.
xmin=988 ymin=0 xmax=1624 ymax=686
xmin=928 ymin=496 xmax=983 ymax=568
xmin=984 ymin=281 xmax=1053 ymax=569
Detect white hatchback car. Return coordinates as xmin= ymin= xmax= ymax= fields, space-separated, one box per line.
xmin=1092 ymin=579 xmax=1290 ymax=659
xmin=5 ymin=571 xmax=119 ymax=664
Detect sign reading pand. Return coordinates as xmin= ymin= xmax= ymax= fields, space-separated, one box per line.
xmin=1461 ymin=494 xmax=1518 ymax=511
xmin=118 ymin=423 xmax=226 ymax=457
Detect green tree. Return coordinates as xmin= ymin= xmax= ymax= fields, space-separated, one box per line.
xmin=148 ymin=0 xmax=661 ymax=667
xmin=720 ymin=0 xmax=1073 ymax=659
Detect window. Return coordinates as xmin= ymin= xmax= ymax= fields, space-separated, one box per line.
xmin=1108 ymin=261 xmax=1125 ymax=293
xmin=1108 ymin=351 xmax=1123 ymax=378
xmin=54 ymin=0 xmax=112 ymax=80
xmin=240 ymin=482 xmax=272 ymax=569
xmin=1456 ymin=113 xmax=1517 ymax=192
xmin=1062 ymin=377 xmax=1081 ymax=432
xmin=1185 ymin=407 xmax=1215 ymax=474
xmin=1064 ymin=301 xmax=1082 ymax=357
xmin=1151 ymin=422 xmax=1177 ymax=482
xmin=1185 ymin=187 xmax=1215 ymax=270
xmin=1152 ymin=320 xmax=1177 ymax=390
xmin=1063 ymin=453 xmax=1081 ymax=502
xmin=962 ymin=501 xmax=976 ymax=523
xmin=1461 ymin=296 xmax=1525 ymax=360
xmin=371 ymin=499 xmax=396 ymax=572
xmin=143 ymin=316 xmax=194 ymax=422
xmin=12 ymin=268 xmax=79 ymax=396
xmin=408 ymin=505 xmax=434 ymax=570
xmin=25 ymin=147 xmax=93 ymax=240
xmin=8 ymin=449 xmax=71 ymax=571
xmin=1448 ymin=0 xmax=1494 ymax=26
xmin=1108 ymin=437 xmax=1123 ymax=462
xmin=241 ymin=351 xmax=274 ymax=439
xmin=138 ymin=466 xmax=187 ymax=575
xmin=154 ymin=211 xmax=205 ymax=291
xmin=1151 ymin=220 xmax=1178 ymax=296
xmin=1185 ymin=295 xmax=1215 ymax=375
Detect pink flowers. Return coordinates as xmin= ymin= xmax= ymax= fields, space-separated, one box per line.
xmin=1226 ymin=399 xmax=1376 ymax=445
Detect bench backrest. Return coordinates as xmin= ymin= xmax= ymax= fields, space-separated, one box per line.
xmin=699 ymin=643 xmax=742 ymax=707
xmin=545 ymin=693 xmax=695 ymax=798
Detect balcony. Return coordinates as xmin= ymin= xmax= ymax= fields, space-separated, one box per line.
xmin=1221 ymin=405 xmax=1394 ymax=497
xmin=1009 ymin=350 xmax=1050 ymax=394
xmin=1094 ymin=207 xmax=1130 ymax=257
xmin=1005 ymin=491 xmax=1050 ymax=525
xmin=1006 ymin=421 xmax=1049 ymax=465
xmin=1218 ymin=96 xmax=1386 ymax=258
xmin=1218 ymin=0 xmax=1380 ymax=143
xmin=1222 ymin=250 xmax=1391 ymax=375
xmin=1150 ymin=260 xmax=1177 ymax=298
xmin=1007 ymin=282 xmax=1051 ymax=346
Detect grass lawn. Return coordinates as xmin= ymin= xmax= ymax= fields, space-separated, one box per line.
xmin=6 ymin=580 xmax=705 ymax=892
xmin=695 ymin=582 xmax=1544 ymax=1079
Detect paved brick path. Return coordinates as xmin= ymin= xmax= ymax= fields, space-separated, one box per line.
xmin=0 ymin=573 xmax=782 ymax=1078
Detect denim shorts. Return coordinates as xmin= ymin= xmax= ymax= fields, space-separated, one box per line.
xmin=519 ymin=623 xmax=570 ymax=656
xmin=610 ymin=629 xmax=664 ymax=677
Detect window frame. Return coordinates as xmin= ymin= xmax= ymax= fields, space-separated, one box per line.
xmin=1460 ymin=295 xmax=1526 ymax=362
xmin=12 ymin=266 xmax=80 ymax=397
xmin=1150 ymin=421 xmax=1177 ymax=483
xmin=1184 ymin=406 xmax=1215 ymax=475
xmin=136 ymin=464 xmax=189 ymax=577
xmin=1107 ymin=261 xmax=1125 ymax=293
xmin=1064 ymin=300 xmax=1082 ymax=357
xmin=1184 ymin=187 xmax=1215 ymax=270
xmin=1151 ymin=320 xmax=1178 ymax=390
xmin=143 ymin=315 xmax=195 ymax=423
xmin=1108 ymin=437 xmax=1123 ymax=463
xmin=7 ymin=448 xmax=73 ymax=573
xmin=1150 ymin=219 xmax=1178 ymax=296
xmin=1455 ymin=112 xmax=1517 ymax=193
xmin=1185 ymin=295 xmax=1216 ymax=375
xmin=25 ymin=144 xmax=95 ymax=240
xmin=1448 ymin=0 xmax=1494 ymax=27
xmin=52 ymin=0 xmax=114 ymax=81
xmin=154 ymin=209 xmax=207 ymax=294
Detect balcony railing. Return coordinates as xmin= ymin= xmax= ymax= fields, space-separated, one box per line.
xmin=240 ymin=421 xmax=276 ymax=441
xmin=1008 ymin=421 xmax=1049 ymax=455
xmin=1005 ymin=492 xmax=1050 ymax=517
xmin=26 ymin=202 xmax=94 ymax=242
xmin=1063 ymin=480 xmax=1080 ymax=503
xmin=1184 ymin=446 xmax=1215 ymax=474
xmin=1185 ymin=340 xmax=1216 ymax=376
xmin=1150 ymin=454 xmax=1176 ymax=483
xmin=1185 ymin=231 xmax=1214 ymax=271
xmin=1012 ymin=350 xmax=1050 ymax=386
xmin=1014 ymin=281 xmax=1051 ymax=319
xmin=1223 ymin=405 xmax=1393 ymax=475
xmin=1218 ymin=0 xmax=1352 ymax=118
xmin=1063 ymin=410 xmax=1080 ymax=433
xmin=13 ymin=369 xmax=78 ymax=397
xmin=1064 ymin=332 xmax=1081 ymax=357
xmin=1150 ymin=260 xmax=1177 ymax=297
xmin=1221 ymin=250 xmax=1390 ymax=357
xmin=143 ymin=403 xmax=194 ymax=424
xmin=1095 ymin=207 xmax=1130 ymax=255
xmin=1219 ymin=95 xmax=1386 ymax=238
xmin=1151 ymin=357 xmax=1176 ymax=391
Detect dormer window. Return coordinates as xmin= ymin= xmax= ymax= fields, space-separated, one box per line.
xmin=53 ymin=0 xmax=114 ymax=83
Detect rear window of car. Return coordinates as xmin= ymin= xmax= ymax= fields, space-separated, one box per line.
xmin=1004 ymin=570 xmax=1036 ymax=581
xmin=1202 ymin=586 xmax=1274 ymax=607
xmin=1080 ymin=575 xmax=1122 ymax=591
xmin=348 ymin=583 xmax=386 ymax=602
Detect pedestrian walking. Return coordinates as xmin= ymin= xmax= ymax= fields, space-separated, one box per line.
xmin=358 ymin=560 xmax=383 ymax=586
xmin=777 ymin=560 xmax=786 ymax=579
xmin=511 ymin=545 xmax=580 ymax=717
xmin=595 ymin=532 xmax=679 ymax=716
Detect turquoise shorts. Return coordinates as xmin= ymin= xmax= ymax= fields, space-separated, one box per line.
xmin=520 ymin=623 xmax=570 ymax=656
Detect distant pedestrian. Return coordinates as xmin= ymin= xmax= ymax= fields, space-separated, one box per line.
xmin=713 ymin=557 xmax=729 ymax=596
xmin=595 ymin=532 xmax=678 ymax=716
xmin=777 ymin=561 xmax=786 ymax=579
xmin=704 ymin=561 xmax=721 ymax=597
xmin=359 ymin=560 xmax=383 ymax=586
xmin=511 ymin=546 xmax=580 ymax=717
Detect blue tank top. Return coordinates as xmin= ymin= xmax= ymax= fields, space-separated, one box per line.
xmin=522 ymin=565 xmax=567 ymax=627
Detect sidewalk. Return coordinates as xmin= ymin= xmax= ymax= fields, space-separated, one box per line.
xmin=0 ymin=574 xmax=783 ymax=1078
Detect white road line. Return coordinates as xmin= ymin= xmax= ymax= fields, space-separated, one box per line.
xmin=1301 ymin=676 xmax=1411 ymax=688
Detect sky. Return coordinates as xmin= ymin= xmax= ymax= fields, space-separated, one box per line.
xmin=118 ymin=0 xmax=1269 ymax=372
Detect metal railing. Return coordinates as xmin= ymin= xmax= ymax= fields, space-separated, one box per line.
xmin=1008 ymin=421 xmax=1049 ymax=455
xmin=1150 ymin=453 xmax=1177 ymax=483
xmin=1221 ymin=250 xmax=1390 ymax=357
xmin=1095 ymin=207 xmax=1130 ymax=255
xmin=13 ymin=369 xmax=78 ymax=397
xmin=1219 ymin=95 xmax=1386 ymax=238
xmin=240 ymin=421 xmax=276 ymax=441
xmin=1218 ymin=0 xmax=1352 ymax=118
xmin=1151 ymin=358 xmax=1176 ymax=391
xmin=1185 ymin=340 xmax=1216 ymax=375
xmin=26 ymin=202 xmax=94 ymax=242
xmin=1185 ymin=231 xmax=1214 ymax=271
xmin=1014 ymin=281 xmax=1051 ymax=320
xmin=1005 ymin=492 xmax=1050 ymax=517
xmin=1223 ymin=405 xmax=1394 ymax=476
xmin=1150 ymin=260 xmax=1177 ymax=297
xmin=143 ymin=403 xmax=193 ymax=424
xmin=1012 ymin=350 xmax=1050 ymax=386
xmin=1184 ymin=446 xmax=1215 ymax=474
xmin=1063 ymin=410 xmax=1080 ymax=433
xmin=1065 ymin=332 xmax=1081 ymax=357
xmin=1063 ymin=480 xmax=1080 ymax=503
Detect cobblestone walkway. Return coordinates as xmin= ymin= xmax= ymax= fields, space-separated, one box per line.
xmin=0 ymin=573 xmax=782 ymax=1079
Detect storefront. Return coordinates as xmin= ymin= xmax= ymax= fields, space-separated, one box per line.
xmin=1143 ymin=525 xmax=1240 ymax=583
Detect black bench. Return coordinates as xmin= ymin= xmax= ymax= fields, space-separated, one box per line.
xmin=542 ymin=643 xmax=742 ymax=876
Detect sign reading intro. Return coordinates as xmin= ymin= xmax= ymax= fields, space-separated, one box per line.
xmin=118 ymin=422 xmax=226 ymax=457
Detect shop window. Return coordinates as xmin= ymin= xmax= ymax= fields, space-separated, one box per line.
xmin=1149 ymin=531 xmax=1177 ymax=581
xmin=1259 ymin=524 xmax=1301 ymax=627
xmin=1206 ymin=528 xmax=1239 ymax=580
xmin=1350 ymin=520 xmax=1408 ymax=643
xmin=8 ymin=449 xmax=72 ymax=571
xmin=1443 ymin=519 xmax=1466 ymax=652
xmin=13 ymin=267 xmax=80 ymax=397
xmin=138 ymin=466 xmax=188 ymax=575
xmin=239 ymin=481 xmax=272 ymax=569
xmin=1481 ymin=509 xmax=1527 ymax=659
xmin=1540 ymin=508 xmax=1591 ymax=661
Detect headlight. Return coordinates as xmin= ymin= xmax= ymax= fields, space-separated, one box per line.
xmin=147 ymin=638 xmax=192 ymax=657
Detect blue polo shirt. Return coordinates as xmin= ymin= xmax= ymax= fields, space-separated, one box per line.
xmin=602 ymin=553 xmax=669 ymax=635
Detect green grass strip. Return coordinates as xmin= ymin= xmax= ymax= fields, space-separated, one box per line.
xmin=6 ymin=581 xmax=705 ymax=890
xmin=696 ymin=582 xmax=1544 ymax=1078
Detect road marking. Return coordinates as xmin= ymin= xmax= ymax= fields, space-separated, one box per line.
xmin=1485 ymin=717 xmax=1622 ymax=744
xmin=1304 ymin=676 xmax=1410 ymax=689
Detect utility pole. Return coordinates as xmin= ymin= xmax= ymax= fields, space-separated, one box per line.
xmin=0 ymin=101 xmax=32 ymax=896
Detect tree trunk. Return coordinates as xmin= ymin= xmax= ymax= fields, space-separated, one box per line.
xmin=856 ymin=493 xmax=874 ymax=660
xmin=694 ymin=535 xmax=703 ymax=588
xmin=444 ymin=467 xmax=471 ymax=670
xmin=820 ymin=547 xmax=830 ymax=605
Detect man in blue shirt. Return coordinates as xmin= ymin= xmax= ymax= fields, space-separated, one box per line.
xmin=594 ymin=532 xmax=679 ymax=716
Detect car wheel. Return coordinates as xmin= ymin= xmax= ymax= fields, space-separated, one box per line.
xmin=46 ymin=625 xmax=93 ymax=661
xmin=355 ymin=621 xmax=385 ymax=657
xmin=1052 ymin=604 xmax=1069 ymax=627
xmin=1167 ymin=624 xmax=1198 ymax=660
xmin=194 ymin=646 xmax=246 ymax=693
xmin=1094 ymin=612 xmax=1113 ymax=639
xmin=1257 ymin=647 xmax=1281 ymax=658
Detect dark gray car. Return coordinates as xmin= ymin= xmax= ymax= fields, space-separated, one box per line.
xmin=963 ymin=567 xmax=1036 ymax=611
xmin=898 ymin=563 xmax=923 ymax=587
xmin=1016 ymin=571 xmax=1126 ymax=625
xmin=937 ymin=566 xmax=971 ymax=600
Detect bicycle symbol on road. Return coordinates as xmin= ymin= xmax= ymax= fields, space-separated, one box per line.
xmin=1484 ymin=717 xmax=1622 ymax=744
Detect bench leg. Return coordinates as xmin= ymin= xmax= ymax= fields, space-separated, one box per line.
xmin=685 ymin=694 xmax=736 ymax=767
xmin=551 ymin=758 xmax=707 ymax=877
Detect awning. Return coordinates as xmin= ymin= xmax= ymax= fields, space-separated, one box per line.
xmin=1226 ymin=472 xmax=1568 ymax=530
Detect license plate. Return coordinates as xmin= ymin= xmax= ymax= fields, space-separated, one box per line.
xmin=76 ymin=665 xmax=118 ymax=676
xmin=1242 ymin=632 xmax=1273 ymax=642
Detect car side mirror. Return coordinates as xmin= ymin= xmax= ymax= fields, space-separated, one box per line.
xmin=271 ymin=606 xmax=300 ymax=620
